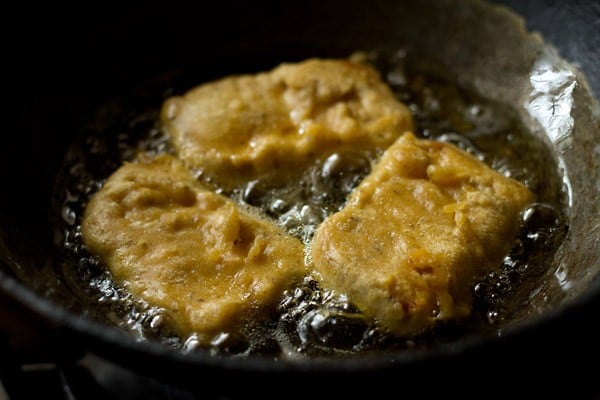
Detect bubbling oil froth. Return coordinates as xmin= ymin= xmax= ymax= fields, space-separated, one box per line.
xmin=54 ymin=51 xmax=568 ymax=359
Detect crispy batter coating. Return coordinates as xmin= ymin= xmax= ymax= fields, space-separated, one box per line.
xmin=81 ymin=154 xmax=306 ymax=342
xmin=161 ymin=58 xmax=413 ymax=188
xmin=310 ymin=132 xmax=534 ymax=337
xmin=83 ymin=58 xmax=535 ymax=343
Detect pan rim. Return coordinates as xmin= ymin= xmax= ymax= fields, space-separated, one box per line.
xmin=1 ymin=262 xmax=598 ymax=373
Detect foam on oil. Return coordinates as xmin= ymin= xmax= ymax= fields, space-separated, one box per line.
xmin=52 ymin=50 xmax=568 ymax=359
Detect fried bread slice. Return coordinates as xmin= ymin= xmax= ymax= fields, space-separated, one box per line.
xmin=310 ymin=132 xmax=534 ymax=336
xmin=82 ymin=154 xmax=306 ymax=342
xmin=161 ymin=58 xmax=413 ymax=189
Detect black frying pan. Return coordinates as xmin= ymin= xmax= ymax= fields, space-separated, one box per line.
xmin=1 ymin=0 xmax=599 ymax=398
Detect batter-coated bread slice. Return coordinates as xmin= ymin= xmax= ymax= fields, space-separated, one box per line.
xmin=81 ymin=154 xmax=306 ymax=342
xmin=161 ymin=58 xmax=413 ymax=189
xmin=310 ymin=132 xmax=534 ymax=337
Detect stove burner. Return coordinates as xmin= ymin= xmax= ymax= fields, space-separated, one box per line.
xmin=0 ymin=342 xmax=208 ymax=400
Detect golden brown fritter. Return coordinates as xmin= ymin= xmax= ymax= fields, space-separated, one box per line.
xmin=310 ymin=132 xmax=534 ymax=337
xmin=83 ymin=57 xmax=535 ymax=344
xmin=161 ymin=58 xmax=413 ymax=189
xmin=81 ymin=154 xmax=306 ymax=342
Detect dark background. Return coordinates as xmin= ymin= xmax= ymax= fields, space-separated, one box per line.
xmin=1 ymin=1 xmax=599 ymax=399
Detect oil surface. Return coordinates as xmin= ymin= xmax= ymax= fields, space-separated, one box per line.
xmin=52 ymin=50 xmax=568 ymax=360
